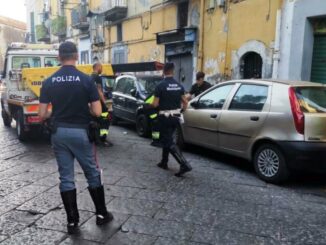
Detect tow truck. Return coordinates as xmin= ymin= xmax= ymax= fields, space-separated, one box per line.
xmin=0 ymin=42 xmax=115 ymax=140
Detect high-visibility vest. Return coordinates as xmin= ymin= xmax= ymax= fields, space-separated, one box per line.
xmin=145 ymin=95 xmax=157 ymax=119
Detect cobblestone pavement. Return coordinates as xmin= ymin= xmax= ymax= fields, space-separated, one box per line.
xmin=1 ymin=121 xmax=326 ymax=245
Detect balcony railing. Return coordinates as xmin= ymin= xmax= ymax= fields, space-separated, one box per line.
xmin=71 ymin=4 xmax=89 ymax=30
xmin=36 ymin=24 xmax=50 ymax=42
xmin=101 ymin=0 xmax=128 ymax=21
xmin=51 ymin=16 xmax=67 ymax=37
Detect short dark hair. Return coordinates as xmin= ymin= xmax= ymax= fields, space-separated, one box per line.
xmin=163 ymin=62 xmax=175 ymax=74
xmin=93 ymin=62 xmax=101 ymax=70
xmin=196 ymin=71 xmax=205 ymax=80
xmin=59 ymin=41 xmax=78 ymax=61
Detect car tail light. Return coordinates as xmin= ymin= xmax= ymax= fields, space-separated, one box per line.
xmin=289 ymin=87 xmax=304 ymax=134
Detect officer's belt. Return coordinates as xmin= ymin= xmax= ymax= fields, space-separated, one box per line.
xmin=57 ymin=122 xmax=88 ymax=129
xmin=159 ymin=109 xmax=181 ymax=117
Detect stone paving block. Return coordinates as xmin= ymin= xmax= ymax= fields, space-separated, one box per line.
xmin=122 ymin=215 xmax=194 ymax=241
xmin=154 ymin=207 xmax=219 ymax=227
xmin=105 ymin=231 xmax=157 ymax=245
xmin=0 ymin=164 xmax=31 ymax=179
xmin=77 ymin=212 xmax=130 ymax=243
xmin=107 ymin=197 xmax=164 ymax=217
xmin=0 ymin=200 xmax=17 ymax=216
xmin=0 ymin=235 xmax=7 ymax=242
xmin=3 ymin=184 xmax=50 ymax=205
xmin=60 ymin=237 xmax=101 ymax=245
xmin=213 ymin=214 xmax=282 ymax=241
xmin=28 ymin=163 xmax=58 ymax=173
xmin=16 ymin=191 xmax=62 ymax=214
xmin=1 ymin=227 xmax=65 ymax=245
xmin=18 ymin=152 xmax=54 ymax=163
xmin=135 ymin=189 xmax=171 ymax=202
xmin=36 ymin=209 xmax=93 ymax=233
xmin=9 ymin=171 xmax=51 ymax=182
xmin=102 ymin=174 xmax=123 ymax=185
xmin=0 ymin=179 xmax=30 ymax=196
xmin=33 ymin=173 xmax=60 ymax=187
xmin=0 ymin=210 xmax=42 ymax=235
xmin=105 ymin=185 xmax=141 ymax=198
xmin=191 ymin=226 xmax=280 ymax=245
xmin=154 ymin=237 xmax=207 ymax=245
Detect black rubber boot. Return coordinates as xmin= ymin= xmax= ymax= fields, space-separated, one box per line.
xmin=169 ymin=145 xmax=192 ymax=177
xmin=88 ymin=186 xmax=114 ymax=225
xmin=157 ymin=148 xmax=169 ymax=170
xmin=60 ymin=189 xmax=79 ymax=234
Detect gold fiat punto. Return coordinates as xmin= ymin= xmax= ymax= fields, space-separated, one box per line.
xmin=178 ymin=80 xmax=326 ymax=183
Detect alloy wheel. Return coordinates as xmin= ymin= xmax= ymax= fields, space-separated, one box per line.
xmin=257 ymin=149 xmax=280 ymax=177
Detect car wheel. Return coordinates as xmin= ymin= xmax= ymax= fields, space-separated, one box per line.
xmin=136 ymin=114 xmax=149 ymax=137
xmin=1 ymin=110 xmax=12 ymax=127
xmin=253 ymin=144 xmax=289 ymax=184
xmin=16 ymin=110 xmax=28 ymax=141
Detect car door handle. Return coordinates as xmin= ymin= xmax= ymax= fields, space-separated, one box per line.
xmin=250 ymin=116 xmax=259 ymax=121
xmin=210 ymin=114 xmax=218 ymax=119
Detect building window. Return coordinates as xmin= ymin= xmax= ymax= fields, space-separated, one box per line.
xmin=117 ymin=23 xmax=122 ymax=42
xmin=178 ymin=1 xmax=189 ymax=28
xmin=80 ymin=51 xmax=89 ymax=64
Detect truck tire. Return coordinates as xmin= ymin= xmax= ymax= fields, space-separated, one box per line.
xmin=1 ymin=110 xmax=12 ymax=127
xmin=136 ymin=114 xmax=149 ymax=137
xmin=16 ymin=110 xmax=28 ymax=141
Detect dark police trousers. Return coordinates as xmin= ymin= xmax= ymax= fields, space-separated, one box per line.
xmin=158 ymin=115 xmax=191 ymax=173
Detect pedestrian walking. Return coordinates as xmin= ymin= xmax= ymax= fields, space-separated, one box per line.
xmin=38 ymin=42 xmax=113 ymax=234
xmin=186 ymin=71 xmax=211 ymax=99
xmin=148 ymin=62 xmax=192 ymax=177
xmin=91 ymin=62 xmax=113 ymax=147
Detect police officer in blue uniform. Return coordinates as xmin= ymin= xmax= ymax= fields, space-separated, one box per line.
xmin=150 ymin=62 xmax=192 ymax=177
xmin=39 ymin=42 xmax=113 ymax=234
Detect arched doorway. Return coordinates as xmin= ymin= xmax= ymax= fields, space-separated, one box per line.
xmin=241 ymin=52 xmax=263 ymax=79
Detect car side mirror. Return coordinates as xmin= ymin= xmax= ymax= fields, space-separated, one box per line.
xmin=190 ymin=100 xmax=199 ymax=109
xmin=130 ymin=88 xmax=137 ymax=97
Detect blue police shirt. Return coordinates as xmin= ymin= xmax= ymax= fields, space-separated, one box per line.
xmin=154 ymin=77 xmax=185 ymax=111
xmin=39 ymin=65 xmax=99 ymax=125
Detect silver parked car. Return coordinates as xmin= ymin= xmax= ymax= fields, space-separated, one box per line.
xmin=177 ymin=79 xmax=326 ymax=183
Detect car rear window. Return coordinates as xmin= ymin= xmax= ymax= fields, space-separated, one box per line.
xmin=295 ymin=87 xmax=326 ymax=113
xmin=138 ymin=77 xmax=162 ymax=94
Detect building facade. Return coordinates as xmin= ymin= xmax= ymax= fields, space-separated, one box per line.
xmin=0 ymin=16 xmax=26 ymax=71
xmin=25 ymin=0 xmax=326 ymax=85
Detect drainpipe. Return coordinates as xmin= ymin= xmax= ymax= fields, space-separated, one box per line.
xmin=272 ymin=9 xmax=282 ymax=79
xmin=198 ymin=0 xmax=205 ymax=71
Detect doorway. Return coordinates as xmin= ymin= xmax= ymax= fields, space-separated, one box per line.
xmin=241 ymin=52 xmax=263 ymax=79
xmin=167 ymin=53 xmax=193 ymax=92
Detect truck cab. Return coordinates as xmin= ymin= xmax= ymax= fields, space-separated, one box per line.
xmin=1 ymin=42 xmax=58 ymax=140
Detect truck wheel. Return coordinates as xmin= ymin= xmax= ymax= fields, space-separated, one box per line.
xmin=136 ymin=114 xmax=149 ymax=137
xmin=16 ymin=110 xmax=28 ymax=141
xmin=253 ymin=144 xmax=289 ymax=184
xmin=1 ymin=110 xmax=12 ymax=127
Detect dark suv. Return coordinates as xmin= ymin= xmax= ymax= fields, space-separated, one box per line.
xmin=112 ymin=74 xmax=162 ymax=136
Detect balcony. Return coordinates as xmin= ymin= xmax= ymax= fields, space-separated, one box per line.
xmin=92 ymin=34 xmax=105 ymax=46
xmin=51 ymin=16 xmax=67 ymax=37
xmin=102 ymin=0 xmax=128 ymax=22
xmin=36 ymin=24 xmax=50 ymax=43
xmin=71 ymin=4 xmax=89 ymax=31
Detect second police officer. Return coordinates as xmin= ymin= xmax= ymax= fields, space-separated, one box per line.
xmin=149 ymin=62 xmax=192 ymax=177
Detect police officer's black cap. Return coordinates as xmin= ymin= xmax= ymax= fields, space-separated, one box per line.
xmin=163 ymin=62 xmax=175 ymax=73
xmin=59 ymin=41 xmax=78 ymax=56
